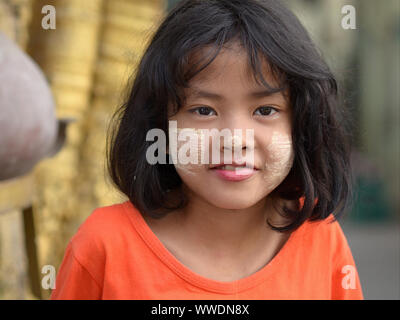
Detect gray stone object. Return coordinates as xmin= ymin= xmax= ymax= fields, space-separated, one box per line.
xmin=0 ymin=32 xmax=74 ymax=181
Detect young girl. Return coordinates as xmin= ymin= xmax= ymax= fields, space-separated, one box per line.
xmin=51 ymin=0 xmax=363 ymax=299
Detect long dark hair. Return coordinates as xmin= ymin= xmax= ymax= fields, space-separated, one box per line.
xmin=106 ymin=0 xmax=355 ymax=233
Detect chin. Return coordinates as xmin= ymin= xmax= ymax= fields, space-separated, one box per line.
xmin=203 ymin=193 xmax=263 ymax=210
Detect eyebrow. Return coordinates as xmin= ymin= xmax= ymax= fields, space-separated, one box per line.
xmin=187 ymin=87 xmax=283 ymax=100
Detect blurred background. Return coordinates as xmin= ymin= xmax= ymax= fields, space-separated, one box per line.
xmin=0 ymin=0 xmax=398 ymax=300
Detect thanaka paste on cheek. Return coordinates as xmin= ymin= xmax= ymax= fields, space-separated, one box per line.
xmin=262 ymin=131 xmax=294 ymax=190
xmin=173 ymin=128 xmax=206 ymax=175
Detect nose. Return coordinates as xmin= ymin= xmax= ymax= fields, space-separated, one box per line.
xmin=217 ymin=128 xmax=255 ymax=167
xmin=222 ymin=133 xmax=247 ymax=151
xmin=219 ymin=127 xmax=255 ymax=153
xmin=207 ymin=113 xmax=256 ymax=165
xmin=220 ymin=114 xmax=253 ymax=150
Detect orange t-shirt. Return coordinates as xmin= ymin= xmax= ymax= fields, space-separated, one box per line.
xmin=50 ymin=200 xmax=364 ymax=300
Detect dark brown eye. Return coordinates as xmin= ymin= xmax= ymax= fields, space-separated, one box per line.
xmin=190 ymin=106 xmax=217 ymax=116
xmin=254 ymin=106 xmax=278 ymax=116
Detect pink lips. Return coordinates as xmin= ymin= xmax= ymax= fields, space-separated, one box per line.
xmin=211 ymin=167 xmax=256 ymax=181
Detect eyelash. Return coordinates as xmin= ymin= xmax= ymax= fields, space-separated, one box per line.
xmin=188 ymin=106 xmax=279 ymax=117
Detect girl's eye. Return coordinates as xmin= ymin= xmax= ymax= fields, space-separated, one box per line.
xmin=189 ymin=106 xmax=217 ymax=116
xmin=188 ymin=105 xmax=278 ymax=117
xmin=254 ymin=106 xmax=279 ymax=117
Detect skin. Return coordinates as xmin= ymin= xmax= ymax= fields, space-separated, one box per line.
xmin=144 ymin=42 xmax=297 ymax=282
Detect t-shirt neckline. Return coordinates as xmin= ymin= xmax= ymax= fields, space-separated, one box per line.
xmin=122 ymin=200 xmax=306 ymax=295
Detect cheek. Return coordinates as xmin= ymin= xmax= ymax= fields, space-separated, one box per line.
xmin=262 ymin=131 xmax=294 ymax=186
xmin=173 ymin=128 xmax=206 ymax=176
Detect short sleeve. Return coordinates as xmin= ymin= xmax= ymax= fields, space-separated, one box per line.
xmin=330 ymin=221 xmax=364 ymax=300
xmin=50 ymin=241 xmax=102 ymax=300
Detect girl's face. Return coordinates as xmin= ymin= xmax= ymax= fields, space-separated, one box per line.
xmin=168 ymin=44 xmax=294 ymax=210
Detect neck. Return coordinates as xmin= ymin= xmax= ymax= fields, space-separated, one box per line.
xmin=171 ymin=185 xmax=288 ymax=256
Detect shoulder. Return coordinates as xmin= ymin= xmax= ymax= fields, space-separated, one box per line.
xmin=303 ymin=213 xmax=344 ymax=236
xmin=301 ymin=214 xmax=351 ymax=254
xmin=304 ymin=215 xmax=364 ymax=299
xmin=72 ymin=201 xmax=129 ymax=239
xmin=296 ymin=197 xmax=346 ymax=244
xmin=69 ymin=201 xmax=134 ymax=261
xmin=301 ymin=214 xmax=360 ymax=281
xmin=75 ymin=202 xmax=129 ymax=234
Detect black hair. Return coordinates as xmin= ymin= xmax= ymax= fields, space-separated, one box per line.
xmin=106 ymin=0 xmax=355 ymax=233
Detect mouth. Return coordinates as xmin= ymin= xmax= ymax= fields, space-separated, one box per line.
xmin=209 ymin=162 xmax=259 ymax=171
xmin=209 ymin=162 xmax=258 ymax=182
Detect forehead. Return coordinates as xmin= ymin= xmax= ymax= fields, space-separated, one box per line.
xmin=185 ymin=42 xmax=282 ymax=92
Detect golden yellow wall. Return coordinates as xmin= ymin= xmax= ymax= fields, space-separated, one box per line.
xmin=0 ymin=0 xmax=165 ymax=299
